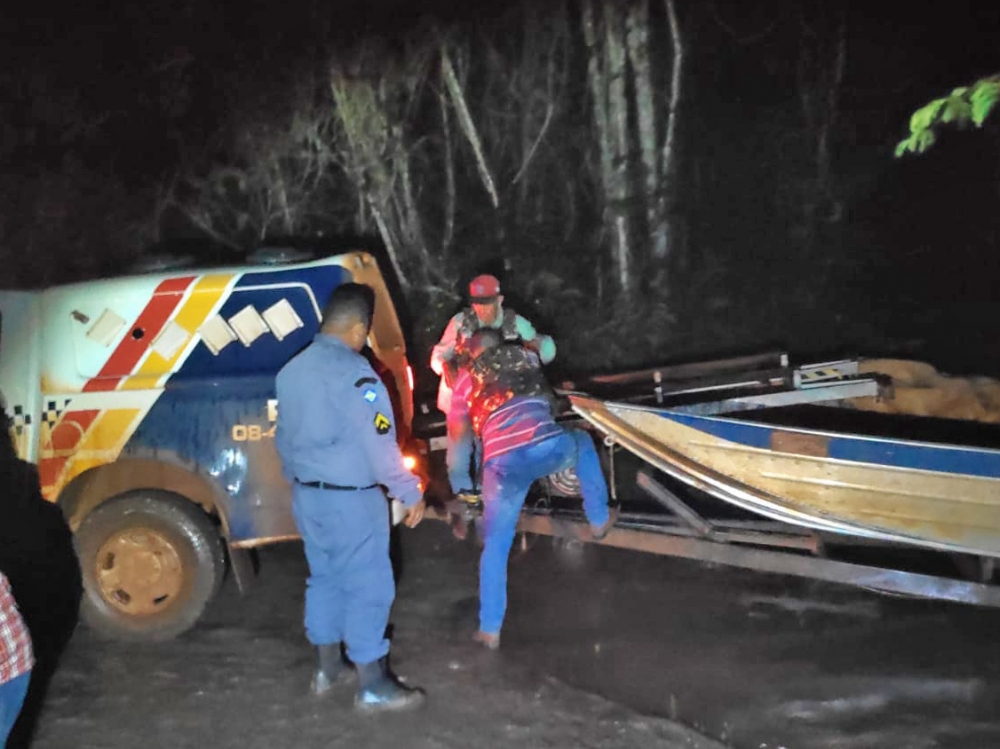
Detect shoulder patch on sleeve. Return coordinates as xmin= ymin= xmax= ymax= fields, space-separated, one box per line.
xmin=354 ymin=376 xmax=379 ymax=388
xmin=373 ymin=412 xmax=392 ymax=435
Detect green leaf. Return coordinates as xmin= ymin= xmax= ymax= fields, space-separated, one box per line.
xmin=914 ymin=129 xmax=936 ymax=153
xmin=894 ymin=136 xmax=917 ymax=157
xmin=909 ymin=98 xmax=945 ymax=134
xmin=940 ymin=97 xmax=972 ymax=124
xmin=970 ymin=80 xmax=1000 ymax=127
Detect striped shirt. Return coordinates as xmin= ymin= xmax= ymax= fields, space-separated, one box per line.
xmin=0 ymin=571 xmax=33 ymax=684
xmin=451 ymin=370 xmax=562 ymax=462
xmin=478 ymin=396 xmax=562 ymax=462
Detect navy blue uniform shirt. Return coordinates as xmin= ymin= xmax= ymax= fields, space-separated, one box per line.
xmin=275 ymin=333 xmax=421 ymax=507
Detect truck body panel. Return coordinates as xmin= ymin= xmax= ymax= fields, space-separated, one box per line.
xmin=1 ymin=251 xmax=411 ymax=546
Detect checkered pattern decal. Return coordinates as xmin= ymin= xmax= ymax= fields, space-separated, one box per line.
xmin=10 ymin=404 xmax=32 ymax=435
xmin=42 ymin=399 xmax=72 ymax=428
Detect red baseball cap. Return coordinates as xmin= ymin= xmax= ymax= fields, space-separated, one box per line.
xmin=468 ymin=274 xmax=501 ymax=302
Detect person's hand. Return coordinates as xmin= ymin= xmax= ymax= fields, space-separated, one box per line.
xmin=404 ymin=498 xmax=426 ymax=528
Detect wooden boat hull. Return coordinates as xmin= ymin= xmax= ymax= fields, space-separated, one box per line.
xmin=570 ymin=396 xmax=1000 ymax=558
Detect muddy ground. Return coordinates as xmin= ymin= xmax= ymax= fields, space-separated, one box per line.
xmin=30 ymin=520 xmax=1000 ymax=749
xmin=29 ymin=521 xmax=722 ymax=749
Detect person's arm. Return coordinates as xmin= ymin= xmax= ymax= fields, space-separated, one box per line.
xmin=515 ymin=314 xmax=556 ymax=364
xmin=273 ymin=370 xmax=297 ymax=483
xmin=347 ymin=369 xmax=425 ymax=523
xmin=430 ymin=315 xmax=461 ymax=376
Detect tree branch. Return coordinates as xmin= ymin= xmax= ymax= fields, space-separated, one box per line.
xmin=439 ymin=87 xmax=456 ymax=254
xmin=441 ymin=45 xmax=500 ymax=208
xmin=511 ymin=101 xmax=554 ymax=185
xmin=661 ymin=0 xmax=684 ymax=184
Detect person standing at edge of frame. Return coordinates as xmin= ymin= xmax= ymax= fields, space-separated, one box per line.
xmin=275 ymin=282 xmax=427 ymax=714
xmin=430 ymin=274 xmax=555 ymax=502
xmin=0 ymin=570 xmax=33 ymax=747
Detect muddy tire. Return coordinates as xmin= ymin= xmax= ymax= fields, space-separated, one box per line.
xmin=75 ymin=490 xmax=225 ymax=641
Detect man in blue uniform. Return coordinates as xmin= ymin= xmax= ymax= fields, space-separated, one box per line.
xmin=275 ymin=283 xmax=426 ymax=713
xmin=431 ymin=274 xmax=555 ymax=500
xmin=450 ymin=329 xmax=617 ymax=650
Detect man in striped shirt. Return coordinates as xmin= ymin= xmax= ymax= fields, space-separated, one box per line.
xmin=0 ymin=570 xmax=33 ymax=747
xmin=450 ymin=329 xmax=617 ymax=649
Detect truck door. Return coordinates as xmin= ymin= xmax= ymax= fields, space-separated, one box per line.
xmin=0 ymin=292 xmax=43 ymax=463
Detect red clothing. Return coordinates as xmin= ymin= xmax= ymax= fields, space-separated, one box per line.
xmin=451 ymin=369 xmax=562 ymax=462
xmin=0 ymin=571 xmax=33 ymax=684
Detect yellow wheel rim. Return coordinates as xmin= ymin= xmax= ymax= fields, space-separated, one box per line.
xmin=94 ymin=528 xmax=185 ymax=616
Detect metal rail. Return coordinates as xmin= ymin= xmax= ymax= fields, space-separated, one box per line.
xmin=430 ymin=472 xmax=1000 ymax=607
xmin=515 ymin=508 xmax=1000 ymax=609
xmin=559 ymin=351 xmax=790 ymax=389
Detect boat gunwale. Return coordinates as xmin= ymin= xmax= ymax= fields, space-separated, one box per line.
xmin=604 ymin=399 xmax=1000 ymax=459
xmin=570 ymin=395 xmax=1000 ymax=559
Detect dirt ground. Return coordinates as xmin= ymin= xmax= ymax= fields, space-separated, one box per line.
xmin=27 ymin=515 xmax=1000 ymax=749
xmin=29 ymin=521 xmax=723 ymax=749
xmin=505 ymin=539 xmax=1000 ymax=749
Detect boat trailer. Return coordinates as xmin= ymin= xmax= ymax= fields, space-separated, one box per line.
xmin=426 ymin=351 xmax=1000 ymax=608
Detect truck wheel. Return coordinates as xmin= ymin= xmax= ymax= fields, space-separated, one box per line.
xmin=75 ymin=490 xmax=225 ymax=641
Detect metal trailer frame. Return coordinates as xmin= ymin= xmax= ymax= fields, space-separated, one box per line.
xmin=555 ymin=351 xmax=884 ymax=413
xmin=515 ymin=470 xmax=1000 ymax=608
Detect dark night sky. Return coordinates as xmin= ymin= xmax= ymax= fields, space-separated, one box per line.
xmin=4 ymin=2 xmax=993 ymax=130
xmin=2 ymin=1 xmax=994 ymax=176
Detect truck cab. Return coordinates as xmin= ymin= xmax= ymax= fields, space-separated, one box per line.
xmin=0 ymin=249 xmax=417 ymax=640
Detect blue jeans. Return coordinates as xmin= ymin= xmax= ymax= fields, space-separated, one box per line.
xmin=479 ymin=429 xmax=609 ymax=634
xmin=0 ymin=671 xmax=30 ymax=747
xmin=292 ymin=485 xmax=394 ymax=665
xmin=446 ymin=413 xmax=481 ymax=493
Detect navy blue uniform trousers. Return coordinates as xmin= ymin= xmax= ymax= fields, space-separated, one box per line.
xmin=292 ymin=484 xmax=393 ymax=666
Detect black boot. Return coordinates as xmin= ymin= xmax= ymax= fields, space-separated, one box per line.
xmin=312 ymin=643 xmax=352 ymax=696
xmin=354 ymin=656 xmax=425 ymax=713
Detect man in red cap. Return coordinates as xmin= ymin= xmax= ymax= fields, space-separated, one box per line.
xmin=430 ymin=274 xmax=555 ymax=500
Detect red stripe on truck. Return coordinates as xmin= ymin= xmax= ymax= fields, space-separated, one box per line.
xmin=82 ymin=276 xmax=194 ymax=392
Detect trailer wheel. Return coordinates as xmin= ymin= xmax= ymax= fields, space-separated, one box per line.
xmin=544 ymin=467 xmax=581 ymax=497
xmin=75 ymin=490 xmax=225 ymax=641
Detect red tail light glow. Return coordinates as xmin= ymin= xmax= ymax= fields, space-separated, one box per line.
xmin=405 ymin=364 xmax=414 ymax=392
xmin=403 ymin=454 xmax=417 ymax=471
